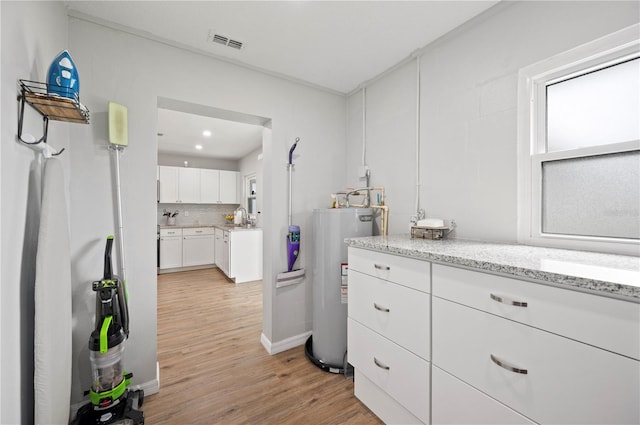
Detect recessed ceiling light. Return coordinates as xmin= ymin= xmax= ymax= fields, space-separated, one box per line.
xmin=202 ymin=130 xmax=212 ymax=137
xmin=195 ymin=144 xmax=203 ymax=150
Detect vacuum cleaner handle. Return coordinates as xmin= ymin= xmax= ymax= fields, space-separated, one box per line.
xmin=104 ymin=236 xmax=114 ymax=280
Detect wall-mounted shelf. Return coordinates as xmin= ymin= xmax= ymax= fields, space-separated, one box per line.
xmin=17 ymin=79 xmax=90 ymax=156
xmin=19 ymin=79 xmax=89 ymax=124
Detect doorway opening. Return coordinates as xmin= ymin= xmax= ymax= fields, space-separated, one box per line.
xmin=155 ymin=96 xmax=271 ymax=348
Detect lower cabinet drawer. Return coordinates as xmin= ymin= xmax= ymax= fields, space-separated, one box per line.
xmin=349 ymin=247 xmax=431 ymax=293
xmin=432 ymin=297 xmax=640 ymax=424
xmin=432 ymin=264 xmax=640 ymax=360
xmin=349 ymin=270 xmax=430 ymax=360
xmin=348 ymin=318 xmax=429 ymax=423
xmin=432 ymin=365 xmax=535 ymax=425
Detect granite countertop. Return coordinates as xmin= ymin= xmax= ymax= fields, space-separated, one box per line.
xmin=159 ymin=224 xmax=261 ymax=232
xmin=345 ymin=234 xmax=640 ymax=302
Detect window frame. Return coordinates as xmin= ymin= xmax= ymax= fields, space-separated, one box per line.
xmin=517 ymin=24 xmax=640 ymax=255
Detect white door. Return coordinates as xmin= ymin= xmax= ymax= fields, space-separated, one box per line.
xmin=219 ymin=171 xmax=238 ymax=204
xmin=179 ymin=168 xmax=201 ymax=203
xmin=183 ymin=235 xmax=215 ymax=266
xmin=158 ymin=166 xmax=179 ymax=203
xmin=160 ymin=236 xmax=182 ymax=269
xmin=200 ymin=169 xmax=220 ymax=203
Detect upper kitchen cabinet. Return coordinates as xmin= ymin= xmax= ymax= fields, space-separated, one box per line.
xmin=159 ymin=166 xmax=201 ymax=203
xmin=179 ymin=168 xmax=201 ymax=203
xmin=219 ymin=170 xmax=239 ymax=204
xmin=159 ymin=166 xmax=239 ymax=204
xmin=200 ymin=169 xmax=221 ymax=203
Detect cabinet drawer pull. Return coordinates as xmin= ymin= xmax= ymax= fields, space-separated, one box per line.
xmin=196 ymin=230 xmax=203 ymax=233
xmin=490 ymin=354 xmax=528 ymax=375
xmin=490 ymin=293 xmax=528 ymax=307
xmin=373 ymin=357 xmax=390 ymax=370
xmin=373 ymin=303 xmax=390 ymax=313
xmin=374 ymin=264 xmax=390 ymax=271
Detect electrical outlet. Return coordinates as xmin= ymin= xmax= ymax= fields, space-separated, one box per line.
xmin=184 ymin=211 xmax=189 ymax=217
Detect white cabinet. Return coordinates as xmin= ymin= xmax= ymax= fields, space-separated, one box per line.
xmin=347 ymin=250 xmax=640 ymax=425
xmin=200 ymin=169 xmax=220 ymax=204
xmin=178 ymin=168 xmax=200 ymax=203
xmin=158 ymin=166 xmax=200 ymax=203
xmin=161 ymin=227 xmax=217 ymax=270
xmin=349 ymin=270 xmax=430 ymax=360
xmin=219 ymin=170 xmax=239 ymax=204
xmin=215 ymin=228 xmax=230 ymax=277
xmin=182 ymin=228 xmax=215 ymax=267
xmin=215 ymin=228 xmax=262 ymax=283
xmin=158 ymin=166 xmax=179 ymax=203
xmin=228 ymin=229 xmax=262 ymax=283
xmin=159 ymin=166 xmax=238 ymax=204
xmin=431 ymin=366 xmax=534 ymax=425
xmin=159 ymin=228 xmax=182 ymax=269
xmin=348 ymin=319 xmax=429 ymax=424
xmin=431 ymin=264 xmax=640 ymax=425
xmin=348 ymin=247 xmax=430 ymax=424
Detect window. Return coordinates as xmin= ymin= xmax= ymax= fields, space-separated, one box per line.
xmin=246 ymin=174 xmax=257 ymax=214
xmin=518 ymin=25 xmax=640 ymax=255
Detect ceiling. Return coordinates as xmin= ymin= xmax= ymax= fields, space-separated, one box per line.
xmin=66 ymin=0 xmax=500 ymax=159
xmin=157 ymin=108 xmax=264 ymax=160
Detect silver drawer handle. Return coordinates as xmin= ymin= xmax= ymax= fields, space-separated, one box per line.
xmin=374 ymin=357 xmax=390 ymax=370
xmin=490 ymin=293 xmax=528 ymax=307
xmin=490 ymin=354 xmax=528 ymax=375
xmin=196 ymin=230 xmax=203 ymax=233
xmin=373 ymin=303 xmax=390 ymax=313
xmin=374 ymin=264 xmax=390 ymax=271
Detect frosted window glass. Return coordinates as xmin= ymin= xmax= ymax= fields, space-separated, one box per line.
xmin=542 ymin=151 xmax=640 ymax=239
xmin=547 ymin=58 xmax=640 ymax=152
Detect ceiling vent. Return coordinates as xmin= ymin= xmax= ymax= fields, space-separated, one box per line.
xmin=208 ymin=30 xmax=243 ymax=50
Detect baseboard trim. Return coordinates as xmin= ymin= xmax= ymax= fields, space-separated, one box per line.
xmin=260 ymin=331 xmax=311 ymax=355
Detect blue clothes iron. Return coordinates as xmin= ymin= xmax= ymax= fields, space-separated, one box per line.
xmin=47 ymin=50 xmax=79 ymax=100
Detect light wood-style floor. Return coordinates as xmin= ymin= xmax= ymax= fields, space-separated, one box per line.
xmin=143 ymin=268 xmax=382 ymax=424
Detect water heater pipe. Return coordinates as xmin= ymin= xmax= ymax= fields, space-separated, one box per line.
xmin=415 ymin=56 xmax=423 ymax=218
xmin=344 ymin=186 xmax=388 ymax=236
xmin=362 ymin=87 xmax=367 ymax=167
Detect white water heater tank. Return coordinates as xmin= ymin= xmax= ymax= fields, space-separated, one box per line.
xmin=310 ymin=208 xmax=373 ymax=369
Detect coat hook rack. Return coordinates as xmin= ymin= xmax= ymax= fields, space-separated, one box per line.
xmin=16 ymin=79 xmax=90 ymax=157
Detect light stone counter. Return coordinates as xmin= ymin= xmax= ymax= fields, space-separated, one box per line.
xmin=159 ymin=224 xmax=261 ymax=232
xmin=345 ymin=234 xmax=640 ymax=301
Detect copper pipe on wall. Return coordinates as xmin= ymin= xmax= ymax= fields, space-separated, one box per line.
xmin=344 ymin=187 xmax=388 ymax=236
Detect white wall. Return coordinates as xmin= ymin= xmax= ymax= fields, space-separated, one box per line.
xmin=346 ymin=1 xmax=640 ymax=242
xmin=1 ymin=2 xmax=70 ymax=423
xmin=346 ymin=60 xmax=418 ymax=235
xmin=67 ymin=15 xmax=346 ymax=403
xmin=157 ymin=152 xmax=239 ymax=170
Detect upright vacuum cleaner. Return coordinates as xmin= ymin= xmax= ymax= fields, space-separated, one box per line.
xmin=76 ymin=236 xmax=144 ymax=424
xmin=77 ymin=101 xmax=143 ymax=424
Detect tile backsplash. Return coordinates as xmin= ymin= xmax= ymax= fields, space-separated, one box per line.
xmin=158 ymin=203 xmax=239 ymax=227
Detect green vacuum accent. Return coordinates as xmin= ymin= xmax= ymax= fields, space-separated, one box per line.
xmin=99 ymin=316 xmax=113 ymax=354
xmin=108 ymin=102 xmax=128 ymax=146
xmin=88 ymin=372 xmax=131 ymax=406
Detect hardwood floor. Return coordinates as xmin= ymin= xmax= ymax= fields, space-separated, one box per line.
xmin=143 ymin=268 xmax=382 ymax=424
